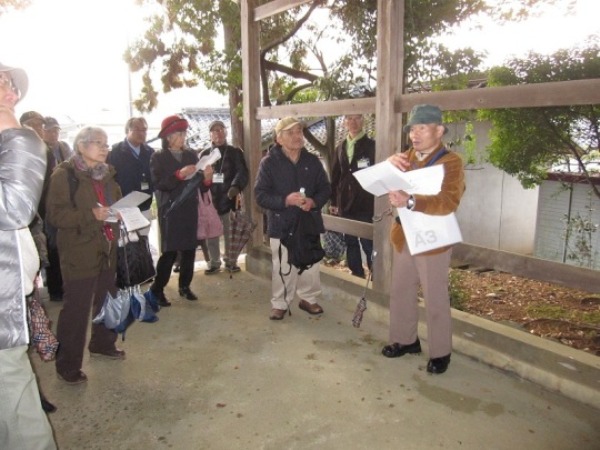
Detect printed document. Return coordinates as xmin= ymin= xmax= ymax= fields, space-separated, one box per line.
xmin=105 ymin=191 xmax=152 ymax=231
xmin=352 ymin=161 xmax=462 ymax=255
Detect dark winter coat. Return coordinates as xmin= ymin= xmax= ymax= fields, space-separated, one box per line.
xmin=330 ymin=134 xmax=375 ymax=218
xmin=108 ymin=140 xmax=155 ymax=211
xmin=198 ymin=143 xmax=249 ymax=215
xmin=46 ymin=160 xmax=122 ymax=281
xmin=150 ymin=148 xmax=202 ymax=252
xmin=255 ymin=145 xmax=331 ymax=239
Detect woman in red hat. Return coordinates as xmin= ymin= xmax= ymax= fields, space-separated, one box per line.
xmin=149 ymin=115 xmax=212 ymax=305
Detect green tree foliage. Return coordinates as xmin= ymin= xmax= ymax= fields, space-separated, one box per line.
xmin=480 ymin=43 xmax=600 ymax=199
xmin=124 ymin=0 xmax=566 ymax=152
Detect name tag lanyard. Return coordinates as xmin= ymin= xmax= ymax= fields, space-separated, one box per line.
xmin=213 ymin=147 xmax=227 ymax=183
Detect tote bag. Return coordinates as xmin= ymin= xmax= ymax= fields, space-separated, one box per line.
xmin=117 ymin=227 xmax=156 ymax=288
xmin=197 ymin=190 xmax=223 ymax=240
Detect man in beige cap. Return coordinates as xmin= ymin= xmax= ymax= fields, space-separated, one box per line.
xmin=0 ymin=61 xmax=57 ymax=448
xmin=255 ymin=117 xmax=331 ymax=320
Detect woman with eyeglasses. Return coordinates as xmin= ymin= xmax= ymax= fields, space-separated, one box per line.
xmin=46 ymin=126 xmax=124 ymax=385
xmin=149 ymin=115 xmax=213 ymax=305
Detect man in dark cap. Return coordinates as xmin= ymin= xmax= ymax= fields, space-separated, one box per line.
xmin=20 ymin=112 xmax=67 ymax=302
xmin=43 ymin=116 xmax=73 ymax=165
xmin=42 ymin=116 xmax=73 ymax=303
xmin=383 ymin=104 xmax=465 ymax=375
xmin=0 ymin=61 xmax=57 ymax=448
xmin=197 ymin=120 xmax=249 ymax=274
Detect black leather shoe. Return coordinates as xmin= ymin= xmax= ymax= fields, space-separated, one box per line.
xmin=41 ymin=396 xmax=57 ymax=413
xmin=179 ymin=287 xmax=198 ymax=301
xmin=152 ymin=290 xmax=171 ymax=307
xmin=90 ymin=348 xmax=126 ymax=360
xmin=427 ymin=354 xmax=451 ymax=374
xmin=381 ymin=339 xmax=422 ymax=358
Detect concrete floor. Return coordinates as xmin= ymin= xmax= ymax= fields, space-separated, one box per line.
xmin=33 ymin=262 xmax=600 ymax=450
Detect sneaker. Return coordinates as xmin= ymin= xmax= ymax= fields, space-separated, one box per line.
xmin=226 ymin=264 xmax=241 ymax=273
xmin=204 ymin=267 xmax=221 ymax=275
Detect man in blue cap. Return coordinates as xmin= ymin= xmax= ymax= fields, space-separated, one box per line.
xmin=383 ymin=104 xmax=465 ymax=375
xmin=0 ymin=61 xmax=57 ymax=448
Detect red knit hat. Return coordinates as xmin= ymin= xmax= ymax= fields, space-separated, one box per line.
xmin=158 ymin=115 xmax=188 ymax=138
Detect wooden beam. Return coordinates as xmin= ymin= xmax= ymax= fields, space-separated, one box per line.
xmin=396 ymin=79 xmax=600 ymax=112
xmin=255 ymin=78 xmax=599 ymax=121
xmin=323 ymin=215 xmax=373 ymax=240
xmin=254 ymin=0 xmax=314 ymax=22
xmin=256 ymin=97 xmax=376 ymax=119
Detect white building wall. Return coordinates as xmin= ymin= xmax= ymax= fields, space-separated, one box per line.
xmin=448 ymin=121 xmax=539 ymax=254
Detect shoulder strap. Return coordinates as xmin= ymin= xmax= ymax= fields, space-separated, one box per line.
xmin=65 ymin=166 xmax=79 ymax=208
xmin=424 ymin=148 xmax=449 ymax=168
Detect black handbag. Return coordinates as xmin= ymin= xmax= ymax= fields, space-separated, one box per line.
xmin=117 ymin=229 xmax=156 ymax=289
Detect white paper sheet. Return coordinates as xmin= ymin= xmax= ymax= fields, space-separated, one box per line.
xmin=117 ymin=207 xmax=151 ymax=232
xmin=397 ymin=208 xmax=463 ymax=255
xmin=103 ymin=191 xmax=152 ymax=230
xmin=352 ymin=160 xmax=414 ymax=196
xmin=110 ymin=191 xmax=151 ymax=209
xmin=394 ymin=164 xmax=462 ymax=255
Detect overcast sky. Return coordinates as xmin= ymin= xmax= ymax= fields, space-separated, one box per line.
xmin=0 ymin=0 xmax=596 ymax=129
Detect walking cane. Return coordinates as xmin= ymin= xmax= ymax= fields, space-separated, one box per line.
xmin=352 ymin=250 xmax=376 ymax=328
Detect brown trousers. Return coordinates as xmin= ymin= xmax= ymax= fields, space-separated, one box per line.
xmin=55 ymin=269 xmax=118 ymax=378
xmin=389 ymin=246 xmax=452 ymax=359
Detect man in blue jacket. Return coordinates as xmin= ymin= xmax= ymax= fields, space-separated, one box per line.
xmin=255 ymin=117 xmax=331 ymax=320
xmin=108 ymin=117 xmax=155 ymax=234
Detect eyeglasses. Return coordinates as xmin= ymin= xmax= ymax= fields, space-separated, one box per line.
xmin=86 ymin=140 xmax=110 ymax=149
xmin=130 ymin=127 xmax=148 ymax=132
xmin=0 ymin=72 xmax=20 ymax=98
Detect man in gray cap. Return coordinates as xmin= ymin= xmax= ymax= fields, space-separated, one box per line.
xmin=383 ymin=104 xmax=465 ymax=375
xmin=198 ymin=120 xmax=249 ymax=274
xmin=0 ymin=62 xmax=57 ymax=448
xmin=43 ymin=116 xmax=73 ymax=165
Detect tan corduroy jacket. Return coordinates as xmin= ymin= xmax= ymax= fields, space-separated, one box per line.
xmin=390 ymin=145 xmax=465 ymax=256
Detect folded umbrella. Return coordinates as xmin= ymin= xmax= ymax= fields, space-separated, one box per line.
xmin=163 ymin=172 xmax=204 ymax=218
xmin=352 ymin=250 xmax=376 ymax=328
xmin=227 ymin=195 xmax=256 ymax=278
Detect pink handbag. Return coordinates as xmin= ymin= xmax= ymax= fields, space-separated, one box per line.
xmin=197 ymin=190 xmax=223 ymax=240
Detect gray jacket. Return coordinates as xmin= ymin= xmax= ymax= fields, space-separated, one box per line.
xmin=0 ymin=128 xmax=47 ymax=350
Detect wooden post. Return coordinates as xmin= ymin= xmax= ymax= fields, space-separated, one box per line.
xmin=372 ymin=0 xmax=405 ymax=293
xmin=241 ymin=0 xmax=264 ymax=244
